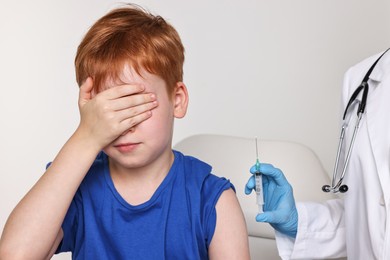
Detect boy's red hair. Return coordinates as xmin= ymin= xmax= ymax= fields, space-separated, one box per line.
xmin=75 ymin=4 xmax=185 ymax=94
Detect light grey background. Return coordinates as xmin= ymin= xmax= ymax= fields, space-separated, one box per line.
xmin=1 ymin=1 xmax=389 ymax=259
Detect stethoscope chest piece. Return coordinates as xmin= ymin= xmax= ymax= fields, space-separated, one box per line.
xmin=322 ymin=184 xmax=348 ymax=193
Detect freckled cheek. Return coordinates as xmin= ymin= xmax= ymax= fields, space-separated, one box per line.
xmin=150 ymin=111 xmax=173 ymax=129
xmin=137 ymin=107 xmax=172 ymax=131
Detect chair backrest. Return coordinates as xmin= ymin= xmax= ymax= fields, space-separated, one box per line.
xmin=174 ymin=134 xmax=336 ymax=259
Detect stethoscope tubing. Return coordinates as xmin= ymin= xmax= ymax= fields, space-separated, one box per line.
xmin=331 ymin=112 xmax=363 ymax=192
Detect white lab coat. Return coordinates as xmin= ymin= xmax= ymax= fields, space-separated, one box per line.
xmin=275 ymin=49 xmax=390 ymax=260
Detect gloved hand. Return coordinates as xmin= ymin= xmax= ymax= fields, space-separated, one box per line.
xmin=245 ymin=163 xmax=298 ymax=238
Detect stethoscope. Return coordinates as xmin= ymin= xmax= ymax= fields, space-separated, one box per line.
xmin=322 ymin=49 xmax=389 ymax=193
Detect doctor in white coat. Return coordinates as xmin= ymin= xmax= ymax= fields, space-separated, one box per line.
xmin=245 ymin=49 xmax=390 ymax=259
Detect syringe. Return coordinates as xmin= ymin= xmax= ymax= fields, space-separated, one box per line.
xmin=254 ymin=137 xmax=264 ymax=213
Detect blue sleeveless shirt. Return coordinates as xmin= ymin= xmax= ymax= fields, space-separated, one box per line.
xmin=55 ymin=150 xmax=234 ymax=259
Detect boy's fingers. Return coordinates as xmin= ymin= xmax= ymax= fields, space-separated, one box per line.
xmin=120 ymin=110 xmax=153 ymax=132
xmin=116 ymin=100 xmax=158 ymax=121
xmin=111 ymin=93 xmax=157 ymax=111
xmin=102 ymin=84 xmax=145 ymax=100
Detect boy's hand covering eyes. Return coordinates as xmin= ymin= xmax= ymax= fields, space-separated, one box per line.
xmin=77 ymin=77 xmax=158 ymax=149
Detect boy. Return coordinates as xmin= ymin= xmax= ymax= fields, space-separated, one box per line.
xmin=0 ymin=4 xmax=250 ymax=260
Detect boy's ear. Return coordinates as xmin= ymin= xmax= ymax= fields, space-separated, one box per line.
xmin=173 ymin=82 xmax=189 ymax=118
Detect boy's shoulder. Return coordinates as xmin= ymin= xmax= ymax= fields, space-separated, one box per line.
xmin=173 ymin=150 xmax=232 ymax=190
xmin=173 ymin=150 xmax=212 ymax=177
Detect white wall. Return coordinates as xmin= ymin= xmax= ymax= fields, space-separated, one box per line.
xmin=0 ymin=0 xmax=389 ymax=258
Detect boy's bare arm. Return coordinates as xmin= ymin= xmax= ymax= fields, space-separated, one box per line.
xmin=0 ymin=78 xmax=157 ymax=259
xmin=209 ymin=188 xmax=251 ymax=260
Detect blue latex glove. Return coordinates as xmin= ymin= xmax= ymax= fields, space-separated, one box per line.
xmin=245 ymin=163 xmax=298 ymax=238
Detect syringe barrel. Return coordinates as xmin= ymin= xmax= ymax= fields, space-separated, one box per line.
xmin=255 ymin=172 xmax=264 ymax=214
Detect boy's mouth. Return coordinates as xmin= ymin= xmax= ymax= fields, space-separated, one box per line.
xmin=114 ymin=143 xmax=140 ymax=153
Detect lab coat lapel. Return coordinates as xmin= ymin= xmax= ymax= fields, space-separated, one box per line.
xmin=365 ymin=51 xmax=390 ymax=202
